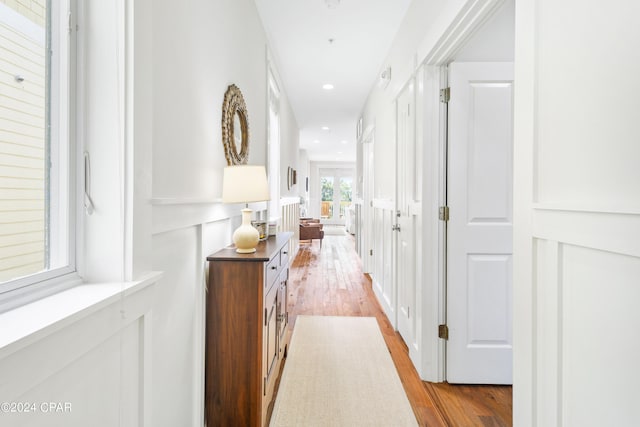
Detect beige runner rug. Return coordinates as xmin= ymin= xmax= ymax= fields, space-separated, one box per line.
xmin=270 ymin=316 xmax=418 ymax=426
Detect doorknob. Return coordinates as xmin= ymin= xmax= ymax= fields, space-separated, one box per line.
xmin=392 ymin=224 xmax=401 ymax=232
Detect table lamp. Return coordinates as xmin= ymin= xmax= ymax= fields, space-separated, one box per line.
xmin=222 ymin=165 xmax=270 ymax=253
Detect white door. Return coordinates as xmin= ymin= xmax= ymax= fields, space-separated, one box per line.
xmin=396 ymin=80 xmax=417 ymax=351
xmin=319 ymin=169 xmax=353 ymax=225
xmin=447 ymin=62 xmax=514 ymax=384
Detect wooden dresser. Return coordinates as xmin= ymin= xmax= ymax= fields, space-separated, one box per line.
xmin=205 ymin=232 xmax=292 ymax=427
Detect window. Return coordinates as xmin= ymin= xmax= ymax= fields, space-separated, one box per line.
xmin=0 ymin=0 xmax=76 ymax=305
xmin=267 ymin=68 xmax=280 ymax=221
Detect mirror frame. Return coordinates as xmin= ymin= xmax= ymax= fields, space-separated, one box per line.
xmin=221 ymin=84 xmax=250 ymax=165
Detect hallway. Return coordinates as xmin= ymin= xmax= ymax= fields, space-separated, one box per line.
xmin=288 ymin=234 xmax=512 ymax=426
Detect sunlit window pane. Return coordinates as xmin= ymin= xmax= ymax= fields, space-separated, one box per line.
xmin=0 ymin=0 xmax=70 ymax=288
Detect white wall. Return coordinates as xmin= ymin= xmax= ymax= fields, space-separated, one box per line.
xmin=278 ymin=93 xmax=300 ymax=199
xmin=298 ymin=149 xmax=310 ymax=212
xmin=513 ymin=0 xmax=640 ymax=425
xmin=150 ymin=0 xmax=299 ymax=425
xmin=152 ymin=0 xmax=268 ymax=199
xmin=360 ymin=0 xmax=468 ymax=200
xmin=0 ymin=1 xmax=300 ymax=426
xmin=454 ymin=0 xmax=514 ymax=62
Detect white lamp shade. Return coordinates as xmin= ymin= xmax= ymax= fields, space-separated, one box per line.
xmin=222 ymin=165 xmax=270 ymax=204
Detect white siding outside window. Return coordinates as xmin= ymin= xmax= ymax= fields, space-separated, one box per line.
xmin=0 ymin=2 xmax=46 ymax=283
xmin=0 ymin=0 xmax=75 ymax=309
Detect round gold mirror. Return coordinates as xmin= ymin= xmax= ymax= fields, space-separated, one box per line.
xmin=221 ymin=84 xmax=250 ymax=165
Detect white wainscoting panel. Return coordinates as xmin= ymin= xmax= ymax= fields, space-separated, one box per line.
xmin=531 ymin=208 xmax=640 ymax=426
xmin=279 ymin=197 xmax=300 ymax=261
xmin=371 ymin=199 xmax=396 ymax=327
xmin=0 ymin=280 xmax=156 ymax=426
xmin=562 ymin=244 xmax=639 ymax=426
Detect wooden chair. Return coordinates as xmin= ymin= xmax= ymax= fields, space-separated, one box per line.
xmin=299 ymin=221 xmax=324 ymax=247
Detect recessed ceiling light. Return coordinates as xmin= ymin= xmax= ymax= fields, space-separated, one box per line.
xmin=322 ymin=83 xmax=334 ymax=90
xmin=337 ymin=151 xmax=343 ymax=154
xmin=341 ymin=140 xmax=348 ymax=144
xmin=321 ymin=126 xmax=330 ymax=131
xmin=313 ymin=140 xmax=320 ymax=144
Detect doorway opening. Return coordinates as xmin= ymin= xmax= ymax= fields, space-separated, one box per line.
xmin=319 ymin=168 xmax=354 ymax=226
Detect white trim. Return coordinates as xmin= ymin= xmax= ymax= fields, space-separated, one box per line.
xmin=0 ymin=269 xmax=80 ymax=313
xmin=361 ymin=125 xmax=375 ymax=144
xmin=0 ymin=272 xmax=159 ymax=426
xmin=422 ymin=0 xmax=507 ymax=66
xmin=532 ymin=209 xmax=640 ymax=258
xmin=152 ymin=201 xmax=267 ymax=235
xmin=266 ymin=56 xmax=281 ymax=222
xmin=512 ymin=0 xmax=535 ymax=421
xmin=0 ymin=271 xmax=161 ymax=358
xmin=193 ymin=223 xmax=206 ymax=427
xmin=151 ymin=197 xmax=223 ymax=205
xmin=413 ymin=0 xmax=511 ymax=383
xmin=532 ymin=202 xmax=640 ymax=216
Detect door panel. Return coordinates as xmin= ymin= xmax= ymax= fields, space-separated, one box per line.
xmin=447 ymin=62 xmax=514 ymax=384
xmin=396 ymin=80 xmax=417 ymax=350
xmin=467 ymin=255 xmax=511 ymax=344
xmin=371 ymin=200 xmax=396 ymax=326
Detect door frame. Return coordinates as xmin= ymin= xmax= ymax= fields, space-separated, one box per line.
xmin=361 ymin=126 xmax=375 ymax=274
xmin=318 ymin=168 xmax=354 ymax=225
xmin=416 ymin=0 xmax=509 ymax=382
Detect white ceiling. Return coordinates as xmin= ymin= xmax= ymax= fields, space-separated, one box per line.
xmin=254 ymin=0 xmax=412 ymax=162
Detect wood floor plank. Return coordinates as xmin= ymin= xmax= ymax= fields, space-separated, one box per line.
xmin=288 ymin=233 xmax=512 ymax=426
xmin=289 ymin=235 xmax=446 ymax=426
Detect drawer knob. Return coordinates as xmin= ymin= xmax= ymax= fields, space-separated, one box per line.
xmin=283 ymin=251 xmax=288 ymax=254
xmin=271 ymin=266 xmax=277 ymax=270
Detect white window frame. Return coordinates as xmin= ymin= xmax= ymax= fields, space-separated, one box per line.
xmin=267 ymin=66 xmax=281 ymax=223
xmin=0 ymin=0 xmax=79 ymax=312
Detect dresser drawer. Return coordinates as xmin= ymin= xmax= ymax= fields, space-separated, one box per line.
xmin=265 ymin=254 xmax=280 ymax=288
xmin=280 ymin=246 xmax=290 ymax=268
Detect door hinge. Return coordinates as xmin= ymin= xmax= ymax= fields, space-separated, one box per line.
xmin=439 ymin=206 xmax=450 ymax=221
xmin=264 ymin=308 xmax=267 ymax=326
xmin=440 ymin=87 xmax=450 ymax=103
xmin=438 ymin=324 xmax=449 ymax=340
xmin=263 ymin=377 xmax=267 ymax=396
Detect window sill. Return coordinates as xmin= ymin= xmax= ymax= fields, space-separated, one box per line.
xmin=0 ymin=271 xmax=162 ymax=359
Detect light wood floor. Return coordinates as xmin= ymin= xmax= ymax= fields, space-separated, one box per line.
xmin=289 ymin=234 xmax=512 ymax=427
